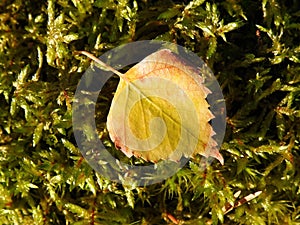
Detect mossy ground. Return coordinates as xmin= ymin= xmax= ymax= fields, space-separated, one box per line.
xmin=0 ymin=0 xmax=300 ymax=224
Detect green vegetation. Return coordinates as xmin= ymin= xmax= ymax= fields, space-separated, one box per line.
xmin=0 ymin=0 xmax=300 ymax=224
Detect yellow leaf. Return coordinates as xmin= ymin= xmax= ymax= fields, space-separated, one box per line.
xmin=107 ymin=49 xmax=223 ymax=164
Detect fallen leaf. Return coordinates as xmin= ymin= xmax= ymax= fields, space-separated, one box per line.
xmin=105 ymin=49 xmax=223 ymax=164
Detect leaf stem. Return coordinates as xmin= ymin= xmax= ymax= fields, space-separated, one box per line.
xmin=75 ymin=51 xmax=125 ymax=79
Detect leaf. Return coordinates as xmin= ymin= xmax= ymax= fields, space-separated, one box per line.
xmin=105 ymin=49 xmax=223 ymax=164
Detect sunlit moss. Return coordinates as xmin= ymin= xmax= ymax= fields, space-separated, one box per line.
xmin=0 ymin=0 xmax=299 ymax=224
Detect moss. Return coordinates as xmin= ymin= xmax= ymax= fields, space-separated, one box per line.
xmin=0 ymin=0 xmax=299 ymax=224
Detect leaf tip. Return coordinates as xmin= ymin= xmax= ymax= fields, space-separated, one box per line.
xmin=215 ymin=151 xmax=224 ymax=165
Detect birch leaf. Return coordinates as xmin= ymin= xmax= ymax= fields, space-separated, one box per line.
xmin=106 ymin=49 xmax=223 ymax=164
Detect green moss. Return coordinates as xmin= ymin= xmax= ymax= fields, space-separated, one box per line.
xmin=0 ymin=0 xmax=299 ymax=224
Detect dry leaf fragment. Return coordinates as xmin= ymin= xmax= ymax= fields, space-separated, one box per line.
xmin=222 ymin=191 xmax=262 ymax=214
